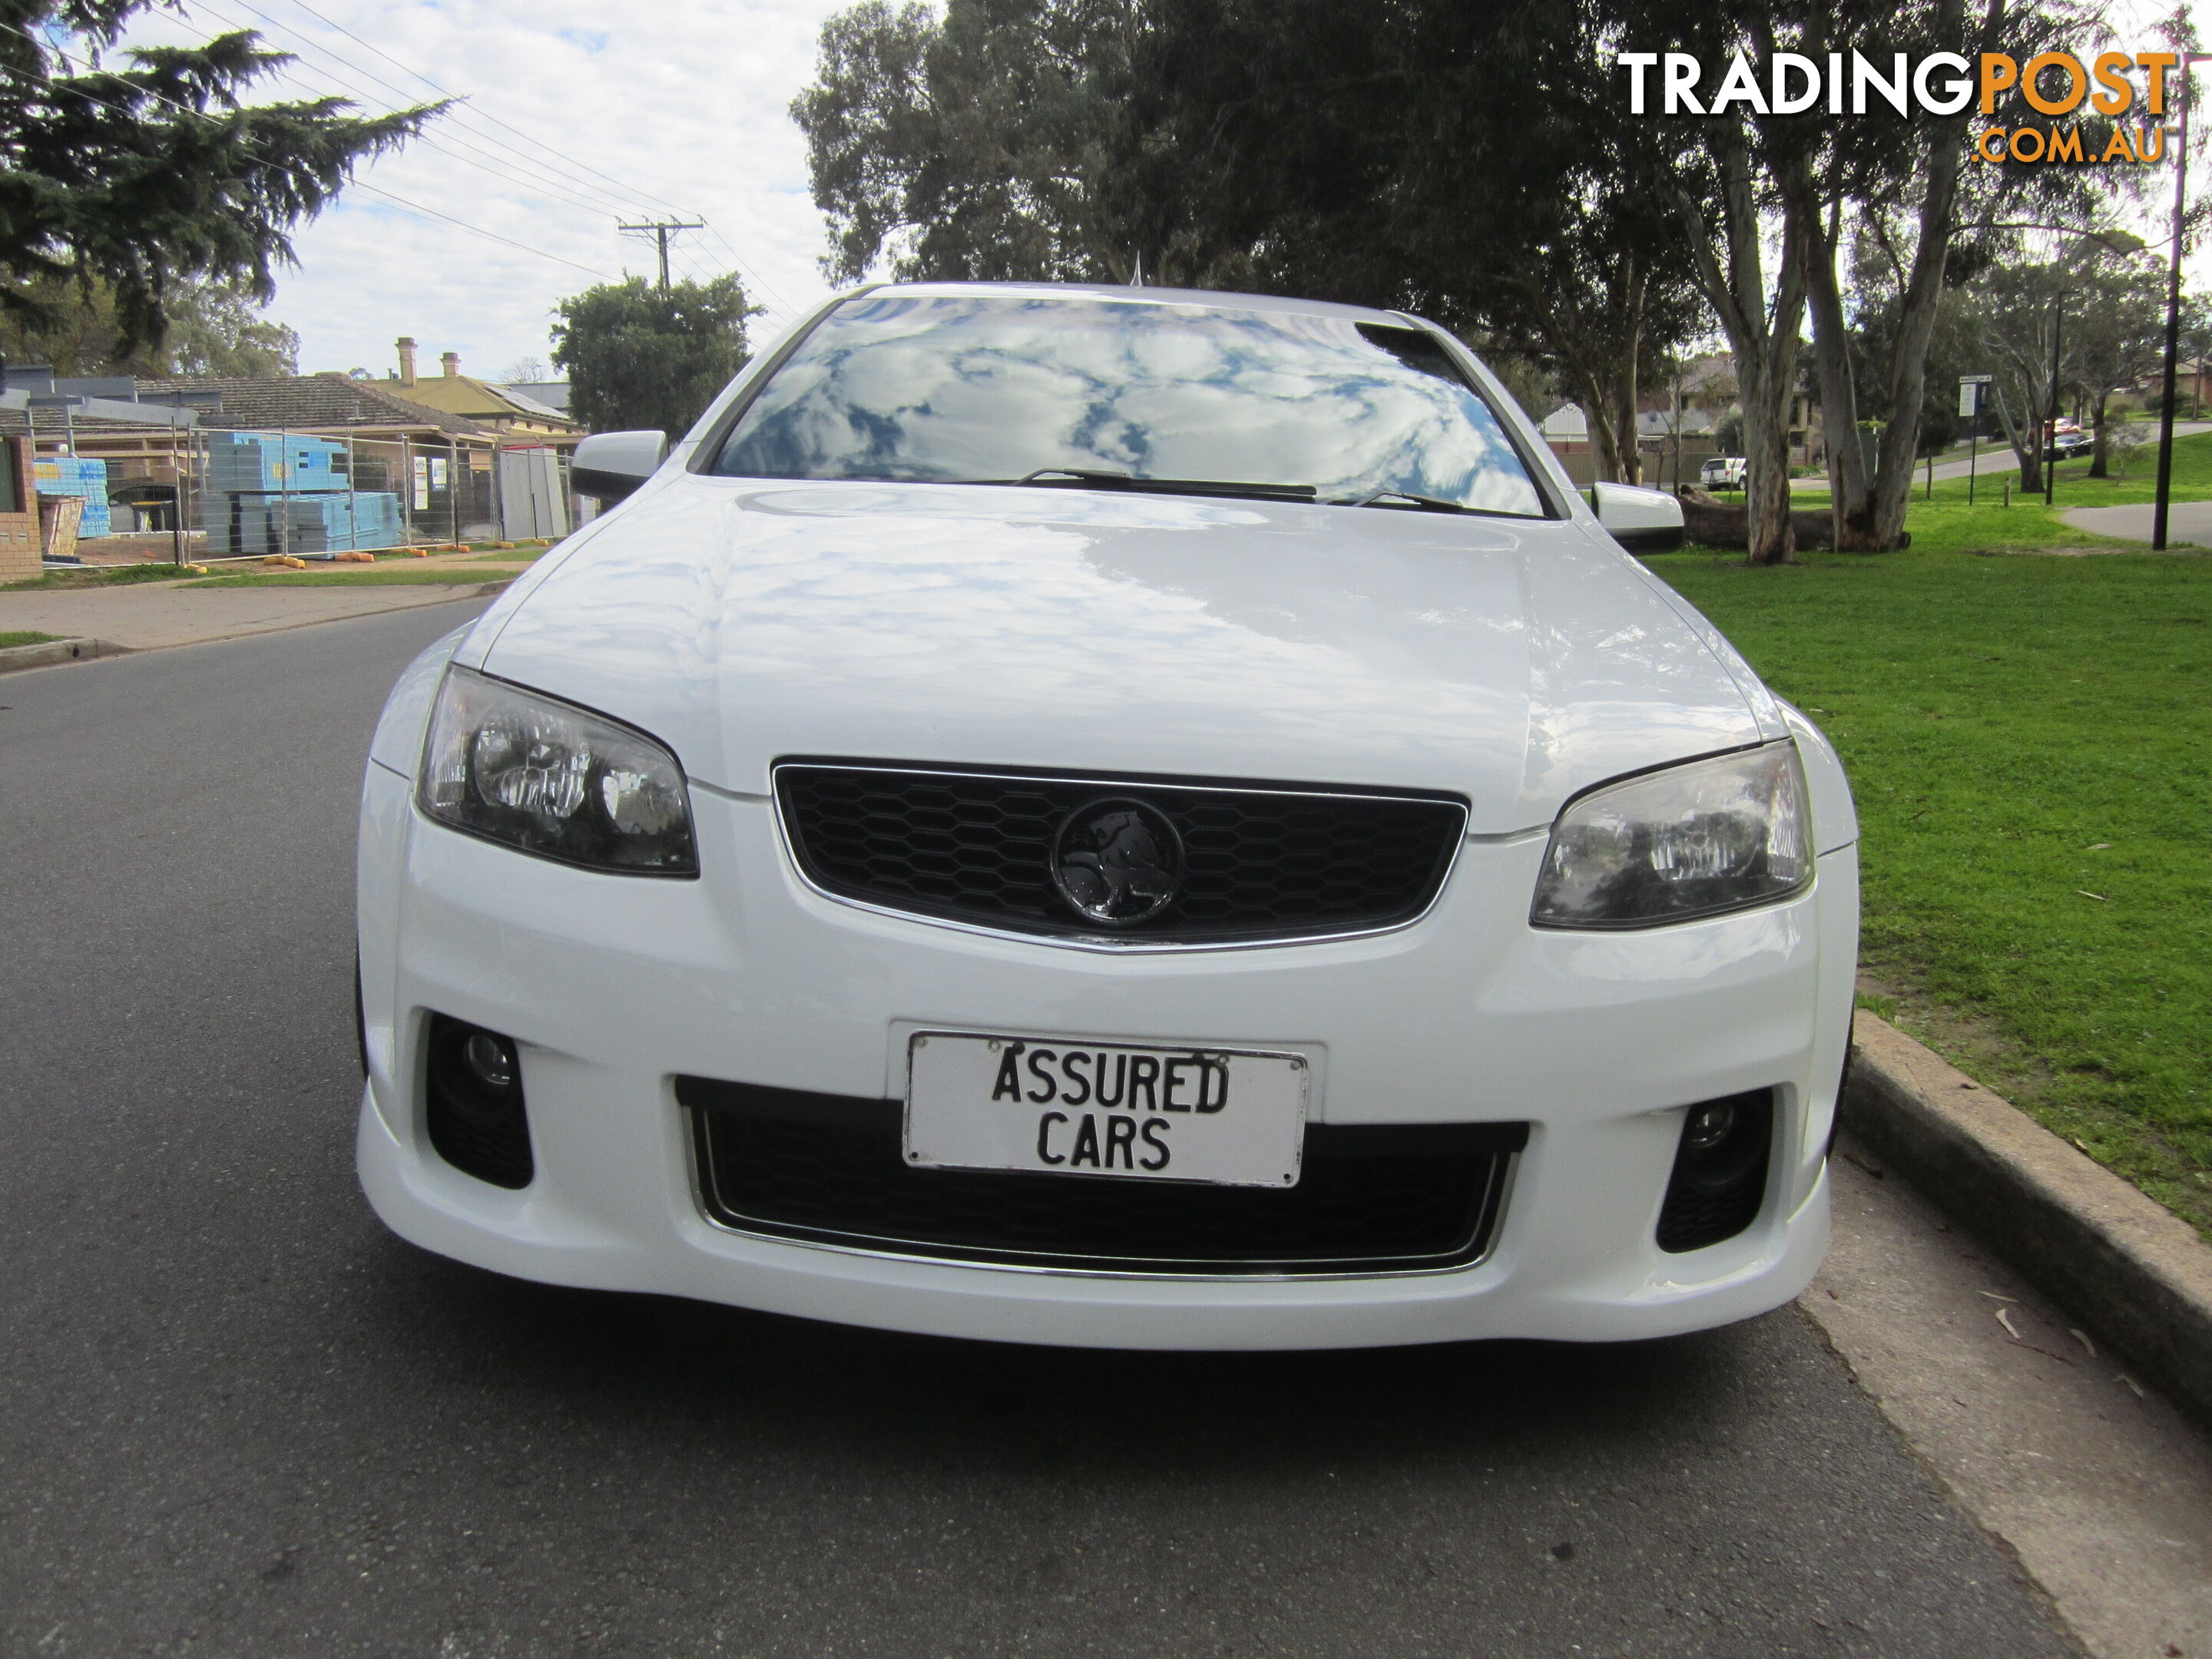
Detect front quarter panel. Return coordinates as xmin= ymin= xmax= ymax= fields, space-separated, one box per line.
xmin=367 ymin=624 xmax=469 ymax=777
xmin=1779 ymin=702 xmax=1857 ymax=854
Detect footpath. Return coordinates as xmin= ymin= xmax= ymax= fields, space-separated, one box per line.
xmin=0 ymin=554 xmax=518 ymax=663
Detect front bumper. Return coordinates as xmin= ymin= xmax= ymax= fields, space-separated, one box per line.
xmin=356 ymin=760 xmax=1856 ymax=1349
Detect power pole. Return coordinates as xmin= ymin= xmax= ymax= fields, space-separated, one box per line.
xmin=618 ymin=220 xmax=705 ymax=291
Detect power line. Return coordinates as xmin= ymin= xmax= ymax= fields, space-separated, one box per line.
xmin=32 ymin=7 xmax=800 ymax=320
xmin=349 ymin=184 xmax=608 ymax=276
xmin=0 ymin=26 xmax=612 ymax=279
xmin=252 ymin=0 xmax=800 ymax=316
xmin=186 ymin=0 xmax=663 ymax=228
xmin=274 ymin=0 xmax=703 ymax=221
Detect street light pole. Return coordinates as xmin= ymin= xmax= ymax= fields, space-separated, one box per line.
xmin=2152 ymin=56 xmax=2212 ymax=550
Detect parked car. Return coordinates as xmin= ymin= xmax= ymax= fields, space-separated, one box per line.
xmin=357 ymin=282 xmax=1856 ymax=1350
xmin=1700 ymin=455 xmax=1748 ymax=489
xmin=2045 ymin=428 xmax=2092 ymax=462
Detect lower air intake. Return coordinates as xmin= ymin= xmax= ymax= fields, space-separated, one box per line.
xmin=679 ymin=1077 xmax=1523 ymax=1277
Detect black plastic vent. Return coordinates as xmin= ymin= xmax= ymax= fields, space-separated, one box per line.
xmin=424 ymin=1015 xmax=534 ymax=1189
xmin=680 ymin=1077 xmax=1523 ymax=1276
xmin=774 ymin=762 xmax=1467 ymax=944
xmin=1655 ymin=1088 xmax=1773 ymax=1253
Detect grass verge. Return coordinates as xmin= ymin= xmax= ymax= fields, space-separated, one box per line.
xmin=2 ymin=562 xmax=197 ymax=592
xmin=180 ymin=567 xmax=522 ymax=588
xmin=1644 ymin=453 xmax=2212 ymax=1237
xmin=0 ymin=629 xmax=64 ymax=648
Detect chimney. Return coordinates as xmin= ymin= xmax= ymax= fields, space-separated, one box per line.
xmin=442 ymin=351 xmax=460 ymax=379
xmin=396 ymin=336 xmax=417 ymax=386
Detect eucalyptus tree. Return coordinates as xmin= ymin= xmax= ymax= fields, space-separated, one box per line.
xmin=1122 ymin=0 xmax=1703 ymax=485
xmin=0 ymin=0 xmax=437 ymax=358
xmin=1953 ymin=239 xmax=2171 ymax=489
xmin=793 ymin=0 xmax=1146 ymax=285
xmin=793 ymin=0 xmax=1704 ymax=485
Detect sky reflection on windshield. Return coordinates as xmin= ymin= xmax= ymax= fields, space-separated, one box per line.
xmin=713 ymin=295 xmax=1547 ymax=517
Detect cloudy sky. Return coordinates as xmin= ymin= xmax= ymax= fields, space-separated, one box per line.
xmin=126 ymin=0 xmax=852 ymax=380
xmin=111 ymin=0 xmax=2212 ymax=385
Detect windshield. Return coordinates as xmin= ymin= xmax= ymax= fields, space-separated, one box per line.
xmin=710 ymin=294 xmax=1551 ymax=517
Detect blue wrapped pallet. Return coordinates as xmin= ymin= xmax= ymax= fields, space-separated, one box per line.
xmin=204 ymin=432 xmax=349 ymax=495
xmin=201 ymin=488 xmax=406 ymax=554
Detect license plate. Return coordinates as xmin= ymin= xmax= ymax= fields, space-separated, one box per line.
xmin=903 ymin=1032 xmax=1308 ymax=1187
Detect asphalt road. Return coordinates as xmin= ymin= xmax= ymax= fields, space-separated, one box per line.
xmin=2 ymin=608 xmax=2078 ymax=1658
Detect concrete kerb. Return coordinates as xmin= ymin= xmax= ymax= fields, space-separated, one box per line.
xmin=0 ymin=636 xmax=131 ymax=674
xmin=1843 ymin=1010 xmax=2212 ymax=1426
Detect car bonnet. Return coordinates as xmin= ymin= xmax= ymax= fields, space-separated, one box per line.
xmin=468 ymin=478 xmax=1772 ymax=835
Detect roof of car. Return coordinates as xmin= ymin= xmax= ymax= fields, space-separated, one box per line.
xmin=856 ymin=280 xmax=1419 ymax=329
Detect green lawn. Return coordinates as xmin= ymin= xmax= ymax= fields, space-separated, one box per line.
xmin=0 ymin=629 xmax=63 ymax=648
xmin=1645 ymin=442 xmax=2212 ymax=1237
xmin=2 ymin=561 xmax=199 ymax=592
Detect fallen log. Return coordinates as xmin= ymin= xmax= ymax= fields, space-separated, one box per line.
xmin=1674 ymin=487 xmax=1909 ymax=552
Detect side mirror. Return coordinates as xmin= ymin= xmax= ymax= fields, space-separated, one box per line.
xmin=1589 ymin=481 xmax=1684 ymax=553
xmin=571 ymin=430 xmax=668 ymax=502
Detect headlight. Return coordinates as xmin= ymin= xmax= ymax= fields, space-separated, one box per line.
xmin=1532 ymin=741 xmax=1810 ymax=929
xmin=418 ymin=666 xmax=698 ymax=876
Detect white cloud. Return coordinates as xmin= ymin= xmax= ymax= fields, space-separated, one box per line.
xmin=126 ymin=0 xmax=850 ymax=377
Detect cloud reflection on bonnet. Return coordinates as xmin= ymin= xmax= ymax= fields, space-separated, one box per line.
xmin=710 ymin=294 xmax=1547 ymax=518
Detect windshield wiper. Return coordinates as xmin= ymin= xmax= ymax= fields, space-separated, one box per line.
xmin=1339 ymin=489 xmax=1548 ymax=521
xmin=1344 ymin=489 xmax=1470 ymax=514
xmin=1001 ymin=468 xmax=1319 ymax=503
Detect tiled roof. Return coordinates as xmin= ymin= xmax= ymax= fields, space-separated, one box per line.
xmin=395 ymin=374 xmax=579 ymax=431
xmin=134 ymin=373 xmax=492 ymax=435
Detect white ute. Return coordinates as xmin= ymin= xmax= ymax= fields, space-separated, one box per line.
xmin=356 ymin=282 xmax=1856 ymax=1350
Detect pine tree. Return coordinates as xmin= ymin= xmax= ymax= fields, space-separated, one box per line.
xmin=0 ymin=0 xmax=439 ymax=357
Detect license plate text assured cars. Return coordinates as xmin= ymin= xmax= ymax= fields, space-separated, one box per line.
xmin=903 ymin=1033 xmax=1310 ymax=1187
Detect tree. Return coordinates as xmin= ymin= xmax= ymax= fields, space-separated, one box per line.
xmin=0 ymin=271 xmax=295 ymax=375
xmin=0 ymin=1 xmax=437 ymax=356
xmin=550 ymin=275 xmax=761 ymax=437
xmin=1125 ymin=0 xmax=1704 ymax=485
xmin=1953 ymin=240 xmax=2168 ymax=491
xmin=1614 ymin=0 xmax=2121 ymax=560
xmin=1955 ymin=257 xmax=2064 ymax=492
xmin=794 ymin=0 xmax=1142 ymax=285
xmin=2065 ymin=256 xmax=2173 ymax=477
xmin=793 ymin=0 xmax=1706 ymax=484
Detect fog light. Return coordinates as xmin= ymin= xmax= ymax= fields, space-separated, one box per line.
xmin=1656 ymin=1088 xmax=1773 ymax=1253
xmin=1684 ymin=1099 xmax=1737 ymax=1152
xmin=463 ymin=1031 xmax=516 ymax=1093
xmin=424 ymin=1015 xmax=534 ymax=1188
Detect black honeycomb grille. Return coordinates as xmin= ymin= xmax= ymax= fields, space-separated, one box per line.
xmin=680 ymin=1078 xmax=1523 ymax=1276
xmin=775 ymin=762 xmax=1467 ymax=943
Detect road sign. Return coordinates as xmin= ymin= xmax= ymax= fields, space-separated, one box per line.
xmin=1959 ymin=375 xmax=1992 ymax=418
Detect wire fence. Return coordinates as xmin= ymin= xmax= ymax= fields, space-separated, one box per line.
xmin=171 ymin=429 xmax=578 ymax=564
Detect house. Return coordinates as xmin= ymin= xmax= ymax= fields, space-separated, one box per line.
xmin=4 ymin=359 xmax=577 ymax=552
xmin=500 ymin=381 xmax=572 ymax=418
xmin=379 ymin=339 xmax=583 ymax=443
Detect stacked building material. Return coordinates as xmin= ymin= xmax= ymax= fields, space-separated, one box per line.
xmin=198 ymin=432 xmax=403 ymax=552
xmin=33 ymin=455 xmax=112 ymax=537
xmin=215 ymin=491 xmax=405 ymax=555
xmin=204 ymin=432 xmax=349 ymax=494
